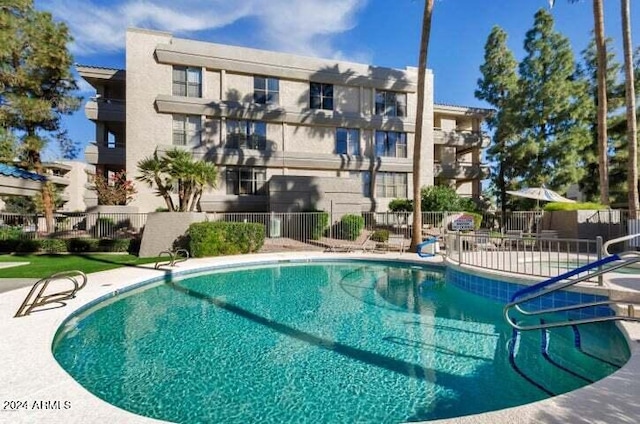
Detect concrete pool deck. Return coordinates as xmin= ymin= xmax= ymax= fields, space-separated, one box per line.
xmin=0 ymin=251 xmax=639 ymax=423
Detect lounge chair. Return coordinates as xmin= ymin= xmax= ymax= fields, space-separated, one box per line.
xmin=322 ymin=231 xmax=373 ymax=253
xmin=474 ymin=230 xmax=498 ymax=251
xmin=504 ymin=230 xmax=523 ymax=249
xmin=377 ymin=233 xmax=407 ymax=253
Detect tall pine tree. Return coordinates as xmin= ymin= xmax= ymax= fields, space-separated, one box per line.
xmin=475 ymin=26 xmax=519 ymax=222
xmin=0 ymin=0 xmax=80 ymax=231
xmin=514 ymin=9 xmax=590 ymax=191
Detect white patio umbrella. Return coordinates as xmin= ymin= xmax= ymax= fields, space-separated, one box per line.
xmin=506 ymin=187 xmax=576 ymax=203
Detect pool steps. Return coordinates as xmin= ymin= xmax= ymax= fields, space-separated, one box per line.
xmin=504 ymin=234 xmax=640 ymax=331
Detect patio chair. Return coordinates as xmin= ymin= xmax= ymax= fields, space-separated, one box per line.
xmin=504 ymin=230 xmax=523 ymax=249
xmin=536 ymin=230 xmax=558 ymax=250
xmin=323 ymin=231 xmax=373 ymax=253
xmin=474 ymin=230 xmax=498 ymax=251
xmin=380 ymin=233 xmax=407 ymax=253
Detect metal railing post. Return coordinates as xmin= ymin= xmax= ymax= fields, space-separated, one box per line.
xmin=457 ymin=231 xmax=462 ymax=263
xmin=596 ymin=236 xmax=603 ymax=286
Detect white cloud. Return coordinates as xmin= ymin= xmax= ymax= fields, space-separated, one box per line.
xmin=39 ymin=0 xmax=368 ymax=60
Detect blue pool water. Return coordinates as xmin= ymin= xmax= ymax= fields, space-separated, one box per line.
xmin=53 ymin=260 xmax=630 ymax=423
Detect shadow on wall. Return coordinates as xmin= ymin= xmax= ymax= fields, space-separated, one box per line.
xmin=294 ymin=65 xmax=413 ymax=214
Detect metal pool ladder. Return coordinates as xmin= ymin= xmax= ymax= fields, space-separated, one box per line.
xmin=504 ymin=233 xmax=640 ymax=331
xmin=155 ymin=249 xmax=189 ymax=269
xmin=14 ymin=270 xmax=88 ymax=318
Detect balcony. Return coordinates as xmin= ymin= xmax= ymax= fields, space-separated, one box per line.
xmin=433 ymin=129 xmax=490 ymax=148
xmin=434 ymin=161 xmax=490 ymax=180
xmin=84 ymin=142 xmax=125 ymax=166
xmin=84 ymin=97 xmax=125 ymax=122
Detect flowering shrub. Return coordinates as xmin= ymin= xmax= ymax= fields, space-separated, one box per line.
xmin=91 ymin=171 xmax=136 ymax=205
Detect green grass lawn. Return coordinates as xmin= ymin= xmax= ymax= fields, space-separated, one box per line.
xmin=0 ymin=254 xmax=162 ymax=278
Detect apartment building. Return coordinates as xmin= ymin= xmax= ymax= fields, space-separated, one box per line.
xmin=0 ymin=161 xmax=94 ymax=212
xmin=78 ymin=28 xmax=489 ymax=214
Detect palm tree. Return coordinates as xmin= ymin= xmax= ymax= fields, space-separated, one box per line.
xmin=137 ymin=150 xmax=175 ymax=211
xmin=136 ymin=148 xmax=218 ymax=212
xmin=411 ymin=0 xmax=434 ymax=252
xmin=621 ymin=0 xmax=639 ymax=218
xmin=550 ymin=0 xmax=609 ymax=205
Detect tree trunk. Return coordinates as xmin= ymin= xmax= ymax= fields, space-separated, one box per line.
xmin=28 ymin=140 xmax=54 ymax=234
xmin=499 ymin=163 xmax=507 ymax=232
xmin=593 ymin=0 xmax=610 ymax=205
xmin=411 ymin=0 xmax=434 ymax=252
xmin=622 ymin=0 xmax=639 ymax=218
xmin=41 ymin=182 xmax=55 ymax=234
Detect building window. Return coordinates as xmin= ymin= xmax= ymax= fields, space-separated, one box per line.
xmin=375 ymin=131 xmax=407 ymax=158
xmin=336 ymin=128 xmax=359 ymax=155
xmin=376 ymin=172 xmax=407 ymax=198
xmin=375 ymin=90 xmax=407 ymax=117
xmin=226 ymin=168 xmax=267 ymax=195
xmin=254 ymin=76 xmax=279 ymax=105
xmin=350 ymin=171 xmax=371 ymax=197
xmin=172 ymin=115 xmax=201 ymax=146
xmin=310 ymin=82 xmax=333 ymax=110
xmin=226 ymin=120 xmax=267 ymax=150
xmin=172 ymin=66 xmax=202 ymax=97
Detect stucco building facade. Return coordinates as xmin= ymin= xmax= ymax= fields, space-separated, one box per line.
xmin=78 ymin=28 xmax=489 ymax=213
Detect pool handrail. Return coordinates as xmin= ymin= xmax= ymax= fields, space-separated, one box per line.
xmin=504 ymin=243 xmax=640 ymax=331
xmin=15 ymin=270 xmax=88 ymax=318
xmin=154 ymin=249 xmax=190 ymax=269
xmin=604 ymin=233 xmax=640 ymax=255
xmin=508 ymin=254 xmax=621 ymax=303
xmin=416 ymin=237 xmax=438 ymax=258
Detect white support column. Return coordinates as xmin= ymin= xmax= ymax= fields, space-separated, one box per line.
xmin=220 ymin=117 xmax=226 ymax=148
xmin=220 ymin=69 xmax=226 ymax=100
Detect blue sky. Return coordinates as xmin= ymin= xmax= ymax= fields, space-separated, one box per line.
xmin=36 ymin=0 xmax=640 ymax=160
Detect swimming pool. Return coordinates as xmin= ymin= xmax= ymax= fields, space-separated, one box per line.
xmin=53 ymin=260 xmax=629 ymax=423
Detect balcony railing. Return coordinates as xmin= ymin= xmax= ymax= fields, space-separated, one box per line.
xmin=433 ymin=129 xmax=490 ymax=148
xmin=84 ymin=142 xmax=125 ymax=166
xmin=84 ymin=97 xmax=125 ymax=122
xmin=434 ymin=161 xmax=489 ymax=180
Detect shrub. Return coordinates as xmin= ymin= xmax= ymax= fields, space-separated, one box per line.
xmin=0 ymin=239 xmax=21 ymax=253
xmin=0 ymin=226 xmax=25 ymax=240
xmin=188 ymin=222 xmax=265 ymax=258
xmin=91 ymin=171 xmax=137 ymax=205
xmin=98 ymin=238 xmax=131 ymax=252
xmin=40 ymin=239 xmax=67 ymax=253
xmin=388 ymin=198 xmax=413 ymax=212
xmin=543 ymin=202 xmax=606 ymax=211
xmin=15 ymin=239 xmax=41 ymax=253
xmin=339 ymin=214 xmax=365 ymax=240
xmin=66 ymin=238 xmax=100 ymax=253
xmin=305 ymin=210 xmax=329 ymax=240
xmin=421 ymin=185 xmax=477 ymax=212
xmin=466 ymin=212 xmax=483 ymax=230
xmin=371 ymin=229 xmax=390 ymax=243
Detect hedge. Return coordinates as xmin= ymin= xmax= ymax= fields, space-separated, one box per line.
xmin=0 ymin=238 xmax=134 ymax=254
xmin=188 ymin=222 xmax=265 ymax=257
xmin=543 ymin=202 xmax=606 ymax=211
